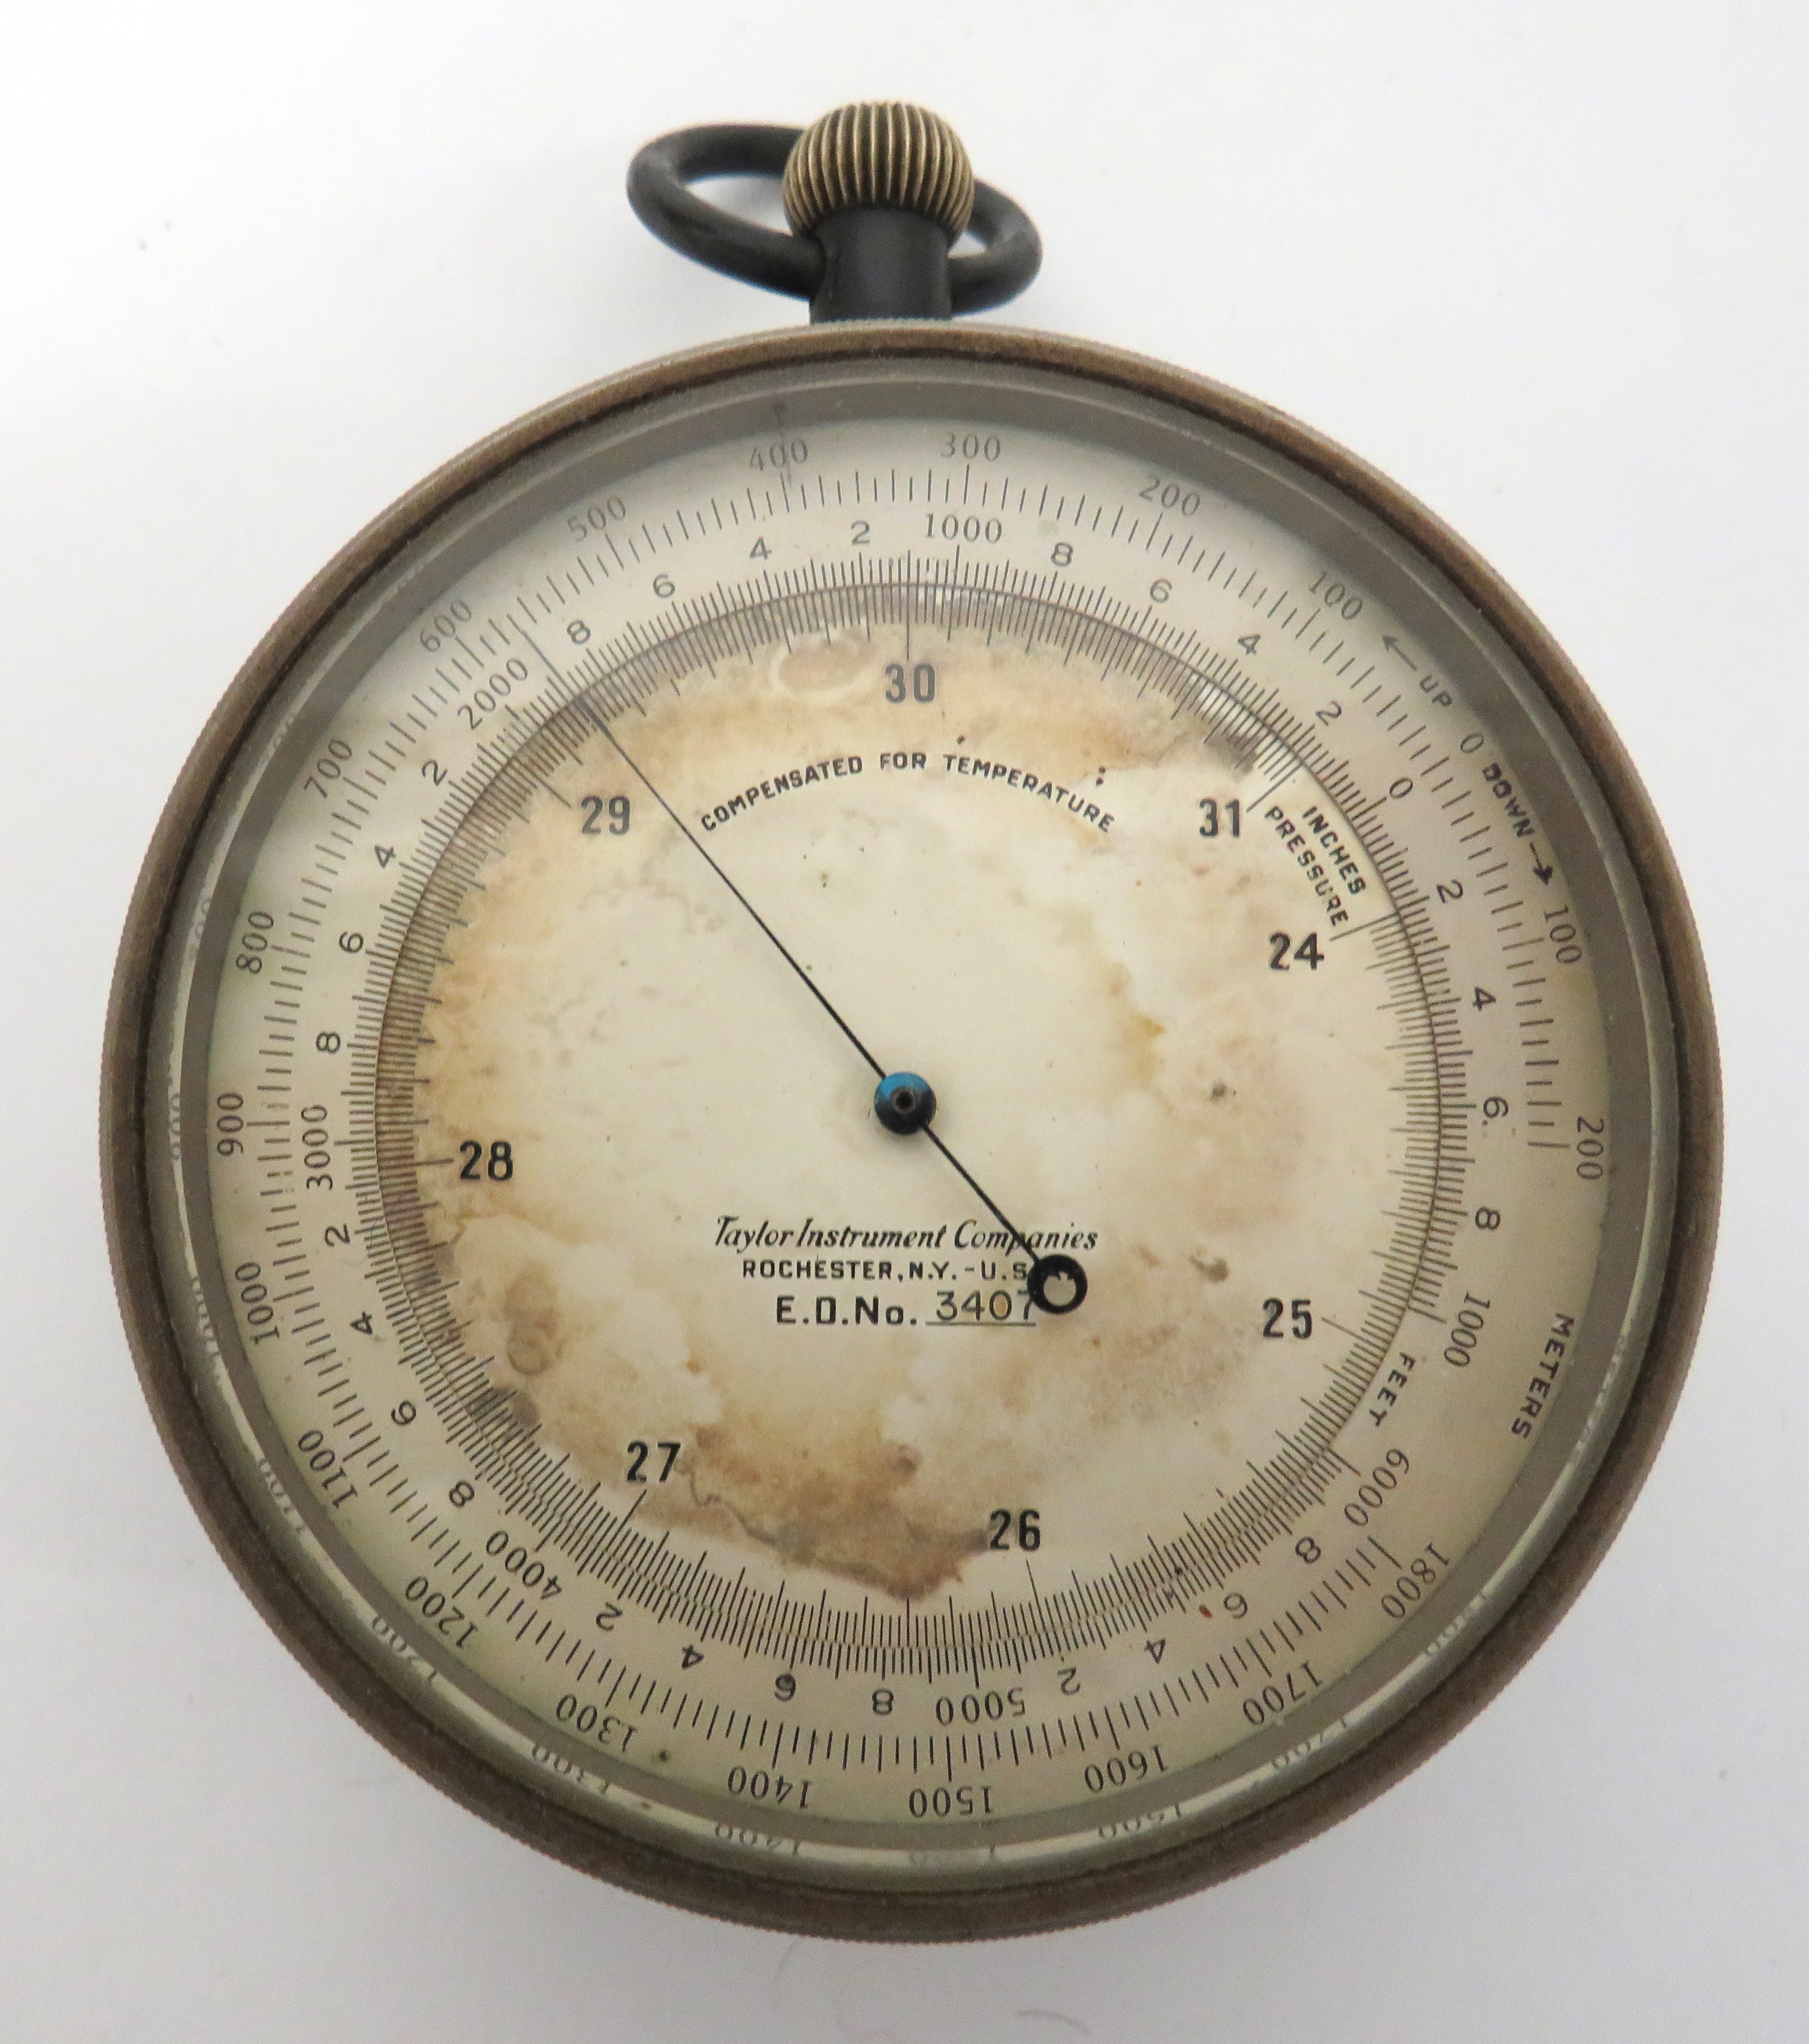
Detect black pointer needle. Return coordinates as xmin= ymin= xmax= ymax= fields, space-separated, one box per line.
xmin=551 ymin=676 xmax=1087 ymax=1315
xmin=871 ymin=1072 xmax=1082 ymax=1311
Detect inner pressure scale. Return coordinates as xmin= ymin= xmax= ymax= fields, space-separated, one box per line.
xmin=104 ymin=107 xmax=1720 ymax=1938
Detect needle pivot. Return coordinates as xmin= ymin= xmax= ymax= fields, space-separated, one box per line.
xmin=874 ymin=1071 xmax=937 ymax=1135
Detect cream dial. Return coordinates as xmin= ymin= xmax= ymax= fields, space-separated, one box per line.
xmin=129 ymin=338 xmax=1690 ymax=1928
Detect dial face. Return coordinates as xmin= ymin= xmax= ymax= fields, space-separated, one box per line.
xmin=120 ymin=332 xmax=1701 ymax=1934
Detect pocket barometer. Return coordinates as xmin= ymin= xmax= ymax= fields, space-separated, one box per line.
xmin=104 ymin=105 xmax=1720 ymax=1939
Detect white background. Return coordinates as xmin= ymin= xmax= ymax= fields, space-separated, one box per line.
xmin=1 ymin=4 xmax=1801 ymax=2038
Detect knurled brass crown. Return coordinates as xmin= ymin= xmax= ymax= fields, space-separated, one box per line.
xmin=783 ymin=103 xmax=975 ymax=242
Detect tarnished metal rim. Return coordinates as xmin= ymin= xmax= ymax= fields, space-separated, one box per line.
xmin=101 ymin=321 xmax=1721 ymax=1940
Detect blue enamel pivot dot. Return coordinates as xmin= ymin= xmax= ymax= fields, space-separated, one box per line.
xmin=874 ymin=1071 xmax=937 ymax=1135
